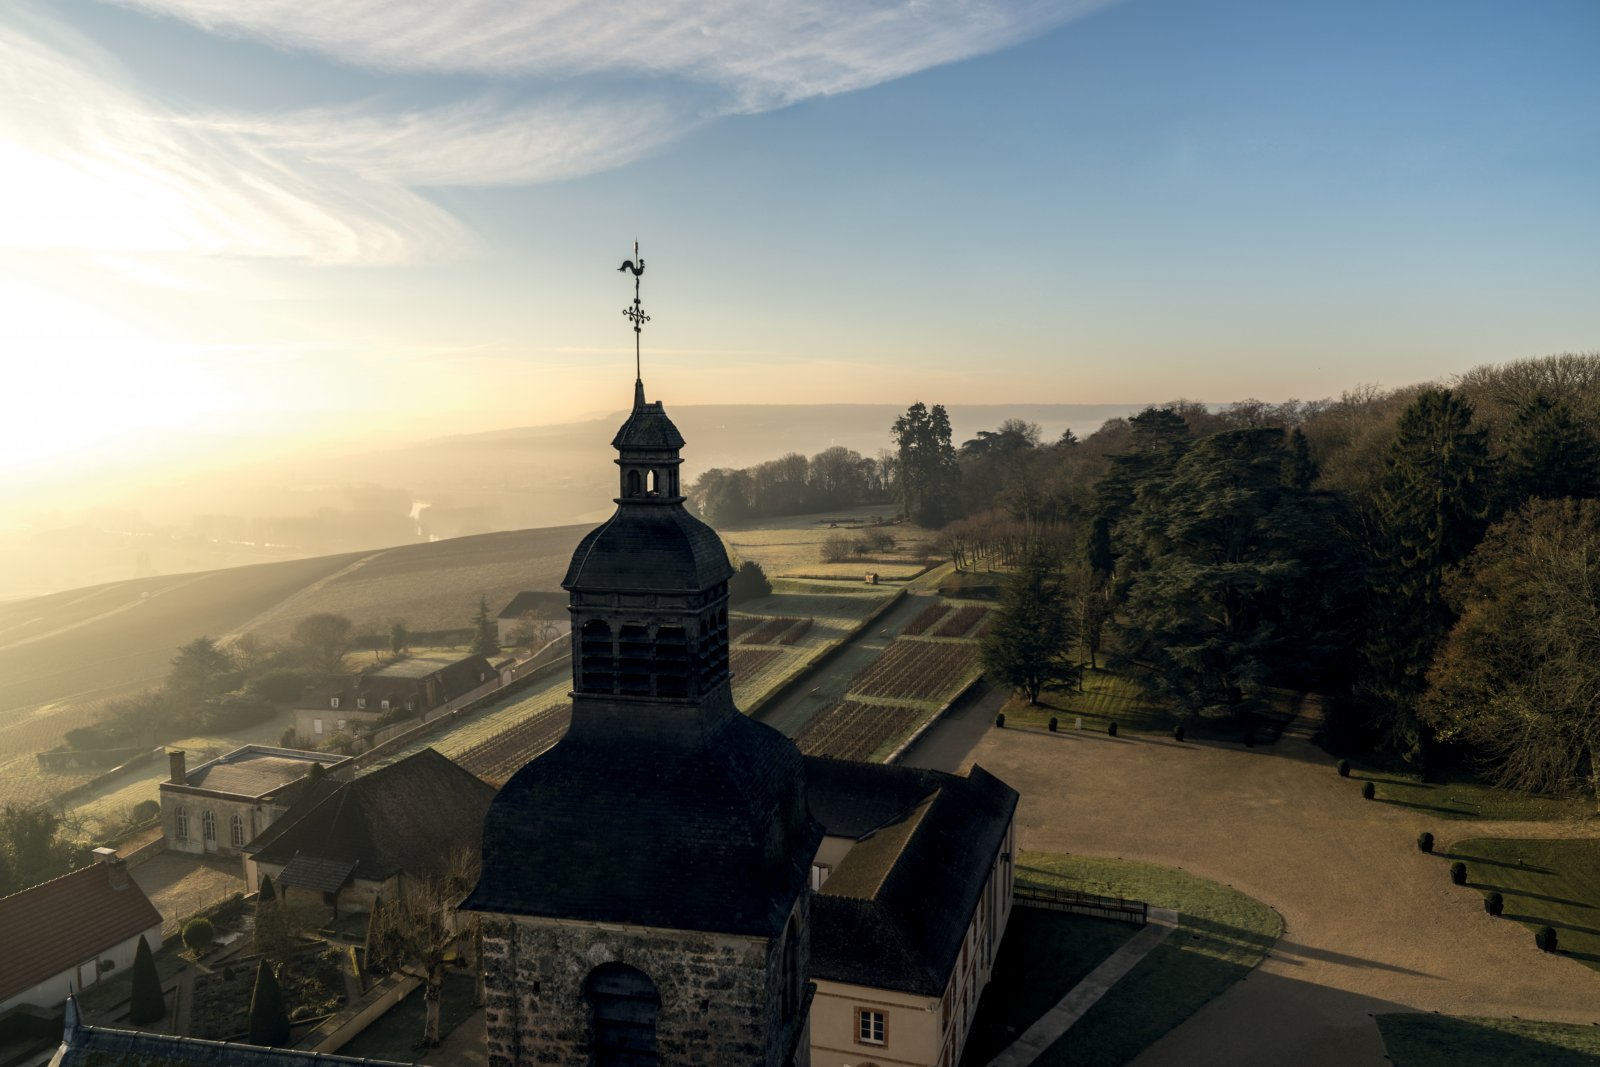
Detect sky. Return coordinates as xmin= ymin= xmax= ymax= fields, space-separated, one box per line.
xmin=2 ymin=0 xmax=1598 ymax=484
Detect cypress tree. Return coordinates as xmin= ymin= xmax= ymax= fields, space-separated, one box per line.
xmin=253 ymin=875 xmax=289 ymax=961
xmin=127 ymin=935 xmax=166 ymax=1025
xmin=470 ymin=596 xmax=499 ymax=657
xmin=247 ymin=959 xmax=291 ymax=1047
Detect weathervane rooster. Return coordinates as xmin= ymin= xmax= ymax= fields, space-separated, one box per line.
xmin=619 ymin=240 xmax=650 ymax=384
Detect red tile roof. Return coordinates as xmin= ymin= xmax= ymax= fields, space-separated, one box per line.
xmin=0 ymin=862 xmax=163 ymax=1004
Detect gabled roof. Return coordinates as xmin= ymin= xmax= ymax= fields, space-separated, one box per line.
xmin=805 ymin=758 xmax=1019 ymax=996
xmin=0 ymin=862 xmax=162 ymax=1004
xmin=248 ymin=749 xmax=494 ymax=882
xmin=497 ymin=591 xmax=565 ymax=620
xmin=277 ymin=855 xmax=357 ymax=894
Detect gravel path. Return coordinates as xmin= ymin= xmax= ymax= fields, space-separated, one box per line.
xmin=963 ymin=717 xmax=1600 ymax=1066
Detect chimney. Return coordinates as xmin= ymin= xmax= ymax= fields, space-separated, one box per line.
xmin=93 ymin=848 xmax=130 ymax=889
xmin=168 ymin=749 xmax=187 ymax=784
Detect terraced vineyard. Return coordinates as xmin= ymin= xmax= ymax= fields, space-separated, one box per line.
xmin=931 ymin=605 xmax=988 ymax=638
xmin=901 ymin=603 xmax=950 ymax=636
xmin=795 ymin=701 xmax=925 ymax=761
xmin=455 ymin=702 xmax=573 ymax=785
xmin=851 ymin=638 xmax=982 ymax=701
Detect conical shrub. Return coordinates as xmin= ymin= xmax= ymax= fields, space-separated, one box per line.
xmin=127 ymin=936 xmax=165 ymax=1025
xmin=247 ymin=959 xmax=291 ymax=1047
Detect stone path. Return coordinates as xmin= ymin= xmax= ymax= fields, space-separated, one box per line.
xmin=987 ymin=907 xmax=1179 ymax=1067
xmin=960 ymin=711 xmax=1600 ymax=1066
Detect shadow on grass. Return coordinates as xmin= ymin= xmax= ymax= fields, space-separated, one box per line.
xmin=1502 ymin=914 xmax=1600 ymax=936
xmin=1379 ymin=797 xmax=1473 ymax=817
xmin=1266 ymin=938 xmax=1436 ymax=978
xmin=1443 ymin=853 xmax=1555 ymax=874
xmin=1467 ymin=883 xmax=1593 ymax=910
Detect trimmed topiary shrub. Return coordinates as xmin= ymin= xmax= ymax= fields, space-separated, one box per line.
xmin=1337 ymin=759 xmax=1351 ymax=777
xmin=995 ymin=713 xmax=1005 ymax=728
xmin=1450 ymin=861 xmax=1467 ymax=886
xmin=247 ymin=959 xmax=291 ymax=1047
xmin=1361 ymin=781 xmax=1376 ymax=800
xmin=1173 ymin=725 xmax=1185 ymax=742
xmin=1417 ymin=832 xmax=1434 ymax=854
xmin=1537 ymin=925 xmax=1558 ymax=953
xmin=1048 ymin=717 xmax=1057 ymax=732
xmin=1485 ymin=892 xmax=1504 ymax=916
xmin=127 ymin=935 xmax=165 ymax=1024
xmin=1107 ymin=721 xmax=1118 ymax=737
xmin=181 ymin=917 xmax=214 ymax=952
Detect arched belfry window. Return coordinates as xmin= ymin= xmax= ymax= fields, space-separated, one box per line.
xmin=647 ymin=469 xmax=660 ymax=495
xmin=626 ymin=470 xmax=642 ymax=497
xmin=654 ymin=626 xmax=689 ymax=698
xmin=584 ymin=963 xmax=660 ymax=1066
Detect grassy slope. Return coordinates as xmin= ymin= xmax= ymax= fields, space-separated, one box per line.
xmin=1348 ymin=766 xmax=1587 ymax=822
xmin=1378 ymin=1014 xmax=1600 ymax=1066
xmin=1004 ymin=853 xmax=1282 ymax=1067
xmin=1444 ymin=837 xmax=1600 ymax=968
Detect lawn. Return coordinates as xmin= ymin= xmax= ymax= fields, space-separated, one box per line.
xmin=1442 ymin=837 xmax=1600 ymax=968
xmin=999 ymin=852 xmax=1282 ymax=1067
xmin=959 ymin=910 xmax=1142 ymax=1065
xmin=1377 ymin=1013 xmax=1600 ymax=1066
xmin=1351 ymin=768 xmax=1588 ymax=822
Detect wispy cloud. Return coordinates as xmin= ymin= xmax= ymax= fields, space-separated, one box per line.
xmin=0 ymin=21 xmax=473 ymax=262
xmin=107 ymin=0 xmax=1115 ymax=109
xmin=3 ymin=1 xmax=1115 ymax=264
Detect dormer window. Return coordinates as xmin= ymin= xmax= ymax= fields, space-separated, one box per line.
xmin=380 ymin=699 xmax=390 ymax=711
xmin=357 ymin=698 xmax=367 ymax=709
xmin=330 ymin=697 xmax=340 ymax=709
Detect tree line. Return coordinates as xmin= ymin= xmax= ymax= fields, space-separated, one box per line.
xmin=688 ymin=446 xmax=894 ymax=524
xmin=908 ymin=352 xmax=1600 ymax=800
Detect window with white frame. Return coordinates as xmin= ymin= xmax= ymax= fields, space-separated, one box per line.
xmin=380 ymin=700 xmax=390 ymax=711
xmin=856 ymin=1009 xmax=886 ymax=1046
xmin=357 ymin=697 xmax=366 ymax=709
xmin=810 ymin=863 xmax=831 ymax=890
xmin=174 ymin=807 xmax=189 ymax=840
xmin=313 ymin=718 xmax=324 ymax=735
xmin=201 ymin=810 xmax=216 ymax=841
xmin=230 ymin=813 xmax=245 ymax=847
xmin=331 ymin=697 xmax=340 ymax=709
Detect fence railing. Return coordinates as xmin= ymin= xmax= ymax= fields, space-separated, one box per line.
xmin=1014 ymin=883 xmax=1149 ymax=925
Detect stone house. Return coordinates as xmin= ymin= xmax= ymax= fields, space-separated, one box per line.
xmin=0 ymin=851 xmax=162 ymax=1014
xmin=805 ymin=759 xmax=1018 ymax=1067
xmin=291 ymin=652 xmax=497 ymax=745
xmin=158 ymin=746 xmax=347 ymax=859
xmin=244 ymin=748 xmax=494 ymax=920
xmin=495 ymin=590 xmax=567 ymax=648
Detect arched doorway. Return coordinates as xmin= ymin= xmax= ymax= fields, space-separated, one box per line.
xmin=583 ymin=962 xmax=661 ymax=1066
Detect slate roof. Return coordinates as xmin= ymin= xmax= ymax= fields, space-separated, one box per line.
xmin=247 ymin=749 xmax=494 ymax=882
xmin=463 ymin=705 xmax=822 ymax=939
xmin=561 ymin=506 xmax=733 ymax=593
xmin=52 ymin=998 xmax=417 ymax=1066
xmin=277 ymin=855 xmax=357 ymax=894
xmin=496 ymin=591 xmax=565 ymax=620
xmin=805 ymin=758 xmax=1019 ymax=996
xmin=0 ymin=862 xmax=162 ymax=1004
xmin=181 ymin=751 xmax=335 ymax=798
xmin=611 ymin=399 xmax=685 ymax=451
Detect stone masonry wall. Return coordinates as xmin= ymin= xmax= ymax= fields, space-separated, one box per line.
xmin=481 ymin=898 xmax=809 ymax=1067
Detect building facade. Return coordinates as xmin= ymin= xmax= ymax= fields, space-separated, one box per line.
xmin=158 ymin=746 xmax=347 ymax=859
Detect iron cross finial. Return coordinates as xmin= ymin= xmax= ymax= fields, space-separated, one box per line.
xmin=618 ymin=241 xmax=649 ymax=382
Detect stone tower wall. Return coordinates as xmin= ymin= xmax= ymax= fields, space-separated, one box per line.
xmin=481 ymin=898 xmax=810 ymax=1066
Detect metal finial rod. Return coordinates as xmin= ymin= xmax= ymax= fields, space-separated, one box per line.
xmin=618 ymin=240 xmax=648 ymax=383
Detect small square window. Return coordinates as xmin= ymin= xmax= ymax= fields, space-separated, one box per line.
xmin=356 ymin=698 xmax=366 ymax=709
xmin=857 ymin=1009 xmax=886 ymax=1046
xmin=380 ymin=700 xmax=390 ymax=711
xmin=330 ymin=697 xmax=340 ymax=709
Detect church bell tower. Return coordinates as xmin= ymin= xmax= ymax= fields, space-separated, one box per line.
xmin=462 ymin=247 xmax=821 ymax=1067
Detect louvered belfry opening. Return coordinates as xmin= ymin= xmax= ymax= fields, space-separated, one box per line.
xmin=585 ymin=963 xmax=661 ymax=1067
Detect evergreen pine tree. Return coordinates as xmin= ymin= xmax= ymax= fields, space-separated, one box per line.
xmin=253 ymin=874 xmax=290 ymax=961
xmin=127 ymin=935 xmax=166 ymax=1025
xmin=981 ymin=551 xmax=1080 ymax=704
xmin=1362 ymin=388 xmax=1490 ymax=756
xmin=1503 ymin=393 xmax=1600 ymax=506
xmin=247 ymin=958 xmax=291 ymax=1047
xmin=470 ymin=596 xmax=499 ymax=657
xmin=1283 ymin=427 xmax=1317 ymax=489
